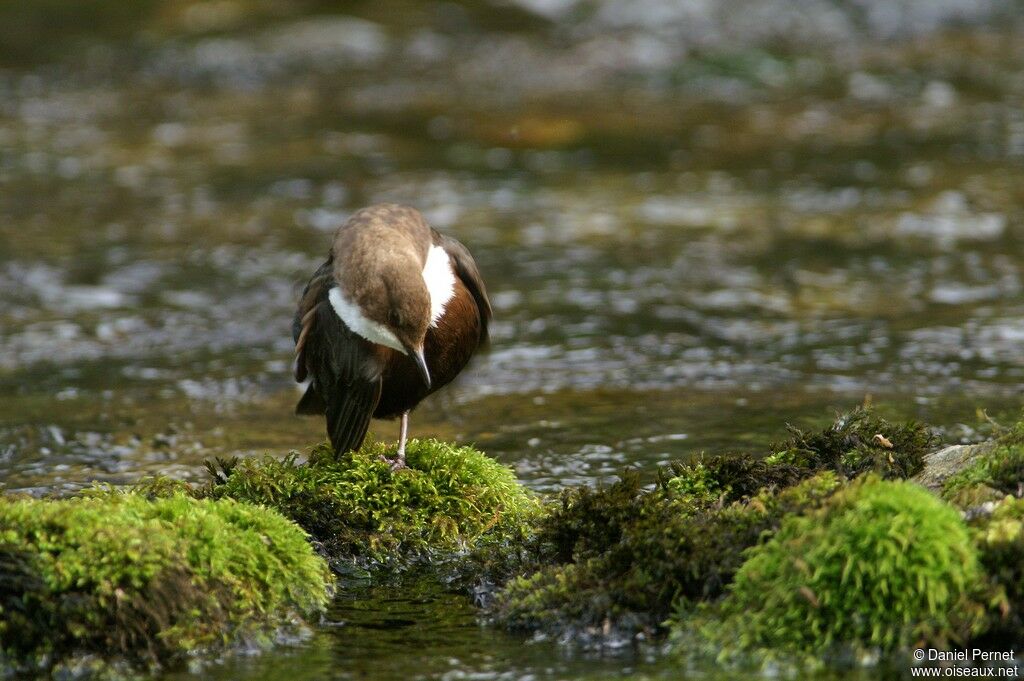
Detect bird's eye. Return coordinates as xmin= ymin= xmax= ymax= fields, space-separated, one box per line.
xmin=388 ymin=310 xmax=402 ymax=327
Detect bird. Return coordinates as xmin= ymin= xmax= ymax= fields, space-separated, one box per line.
xmin=292 ymin=203 xmax=491 ymax=467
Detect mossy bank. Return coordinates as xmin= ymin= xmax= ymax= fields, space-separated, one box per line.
xmin=0 ymin=439 xmax=537 ymax=676
xmin=482 ymin=409 xmax=1024 ymax=671
xmin=5 ymin=415 xmax=1024 ymax=676
xmin=684 ymin=477 xmax=986 ymax=666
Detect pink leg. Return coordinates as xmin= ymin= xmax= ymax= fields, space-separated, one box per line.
xmin=393 ymin=412 xmax=409 ymax=469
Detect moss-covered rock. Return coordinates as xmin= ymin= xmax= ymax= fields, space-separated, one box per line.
xmin=660 ymin=456 xmax=806 ymax=506
xmin=0 ymin=491 xmax=332 ymax=674
xmin=490 ymin=472 xmax=841 ymax=641
xmin=657 ymin=408 xmax=932 ymax=512
xmin=915 ymin=441 xmax=999 ymax=496
xmin=193 ymin=439 xmax=540 ymax=574
xmin=0 ymin=413 xmax=995 ymax=672
xmin=485 ymin=409 xmax=934 ymax=643
xmin=684 ymin=477 xmax=985 ymax=664
xmin=909 ymin=419 xmax=1024 ymax=640
xmin=765 ymin=407 xmax=936 ymax=480
xmin=0 ymin=438 xmax=536 ymax=674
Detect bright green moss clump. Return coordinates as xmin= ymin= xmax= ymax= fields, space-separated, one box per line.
xmin=0 ymin=492 xmax=332 ymax=673
xmin=969 ymin=497 xmax=1024 ymax=639
xmin=199 ymin=439 xmax=540 ymax=572
xmin=690 ymin=478 xmax=984 ymax=661
xmin=0 ymin=438 xmax=534 ymax=672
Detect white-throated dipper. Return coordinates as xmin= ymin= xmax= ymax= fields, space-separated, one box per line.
xmin=292 ymin=204 xmax=491 ymax=467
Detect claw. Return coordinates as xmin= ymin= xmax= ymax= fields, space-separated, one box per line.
xmin=378 ymin=452 xmax=406 ymax=470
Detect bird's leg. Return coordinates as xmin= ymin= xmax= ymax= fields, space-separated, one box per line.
xmin=391 ymin=411 xmax=409 ymax=470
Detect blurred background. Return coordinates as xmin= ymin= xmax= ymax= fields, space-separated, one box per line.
xmin=1 ymin=0 xmax=1023 ymax=498
xmin=2 ymin=2 xmax=1024 ymax=679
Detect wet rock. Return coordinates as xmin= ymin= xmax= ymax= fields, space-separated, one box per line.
xmin=913 ymin=440 xmax=998 ymax=492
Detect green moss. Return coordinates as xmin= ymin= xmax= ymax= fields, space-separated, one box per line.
xmin=660 ymin=408 xmax=933 ymax=513
xmin=197 ymin=439 xmax=540 ymax=572
xmin=0 ymin=414 xmax=952 ymax=668
xmin=486 ymin=410 xmax=935 ymax=642
xmin=969 ymin=497 xmax=1024 ymax=639
xmin=767 ymin=407 xmax=936 ymax=480
xmin=129 ymin=475 xmax=196 ymax=500
xmin=663 ymin=455 xmax=807 ymax=505
xmin=942 ymin=443 xmax=1024 ymax=508
xmin=991 ymin=419 xmax=1024 ymax=448
xmin=0 ymin=492 xmax=332 ymax=673
xmin=531 ymin=470 xmax=651 ymax=566
xmin=687 ymin=477 xmax=984 ymax=662
xmin=0 ymin=438 xmax=537 ymax=671
xmin=492 ymin=473 xmax=840 ymax=638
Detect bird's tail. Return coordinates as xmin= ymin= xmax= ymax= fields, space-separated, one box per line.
xmin=293 ymin=262 xmax=382 ymax=457
xmin=325 ymin=379 xmax=380 ymax=455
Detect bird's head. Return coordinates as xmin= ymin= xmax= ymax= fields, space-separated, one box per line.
xmin=332 ymin=204 xmax=436 ymax=389
xmin=362 ymin=269 xmax=432 ymax=389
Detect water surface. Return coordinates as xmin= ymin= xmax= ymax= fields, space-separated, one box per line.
xmin=1 ymin=1 xmax=1023 ymax=678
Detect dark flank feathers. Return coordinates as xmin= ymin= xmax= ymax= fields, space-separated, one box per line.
xmin=292 ymin=261 xmax=383 ymax=453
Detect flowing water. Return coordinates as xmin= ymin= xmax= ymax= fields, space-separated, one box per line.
xmin=1 ymin=1 xmax=1023 ymax=678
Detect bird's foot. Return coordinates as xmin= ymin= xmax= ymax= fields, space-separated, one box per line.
xmin=380 ymin=452 xmax=407 ymax=470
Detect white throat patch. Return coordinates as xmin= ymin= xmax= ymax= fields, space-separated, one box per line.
xmin=328 ymin=286 xmax=406 ymax=353
xmin=423 ymin=245 xmax=456 ymax=326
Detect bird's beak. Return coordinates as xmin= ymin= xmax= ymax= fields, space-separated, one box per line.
xmin=405 ymin=344 xmax=431 ymax=389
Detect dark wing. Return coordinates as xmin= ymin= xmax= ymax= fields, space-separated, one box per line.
xmin=434 ymin=231 xmax=492 ymax=344
xmin=293 ymin=258 xmax=382 ymax=454
xmin=293 ymin=260 xmax=334 ymax=383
